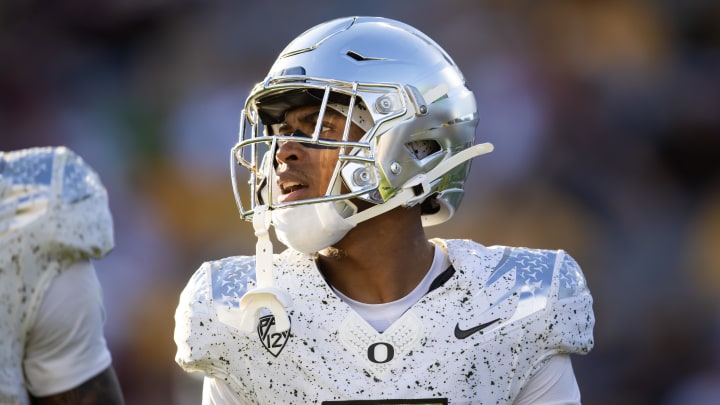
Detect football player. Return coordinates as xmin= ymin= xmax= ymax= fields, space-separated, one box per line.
xmin=0 ymin=147 xmax=125 ymax=404
xmin=174 ymin=16 xmax=594 ymax=404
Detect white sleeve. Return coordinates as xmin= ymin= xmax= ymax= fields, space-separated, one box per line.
xmin=202 ymin=376 xmax=249 ymax=405
xmin=23 ymin=259 xmax=112 ymax=397
xmin=514 ymin=355 xmax=581 ymax=405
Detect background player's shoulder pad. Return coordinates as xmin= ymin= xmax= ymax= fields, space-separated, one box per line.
xmin=54 ymin=147 xmax=114 ymax=258
xmin=1 ymin=146 xmax=113 ymax=260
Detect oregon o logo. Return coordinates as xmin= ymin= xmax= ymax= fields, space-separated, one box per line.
xmin=367 ymin=342 xmax=394 ymax=364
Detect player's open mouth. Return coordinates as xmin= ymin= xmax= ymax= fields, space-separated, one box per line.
xmin=277 ymin=181 xmax=308 ymax=202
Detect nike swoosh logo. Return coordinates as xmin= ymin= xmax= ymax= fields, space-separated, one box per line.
xmin=454 ymin=318 xmax=501 ymax=339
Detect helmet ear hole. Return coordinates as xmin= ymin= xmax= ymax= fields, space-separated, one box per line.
xmin=420 ymin=194 xmax=441 ymax=215
xmin=407 ymin=140 xmax=441 ymax=159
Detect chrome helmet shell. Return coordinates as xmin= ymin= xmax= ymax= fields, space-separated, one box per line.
xmin=232 ymin=16 xmax=484 ymax=226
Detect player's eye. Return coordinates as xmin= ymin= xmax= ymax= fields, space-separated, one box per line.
xmin=276 ymin=123 xmax=292 ymax=135
xmin=289 ymin=129 xmax=311 ymax=139
xmin=288 ymin=129 xmax=339 ymax=150
xmin=306 ymin=117 xmax=333 ymax=135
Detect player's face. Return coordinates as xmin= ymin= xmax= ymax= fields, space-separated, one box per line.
xmin=274 ymin=105 xmax=365 ymax=203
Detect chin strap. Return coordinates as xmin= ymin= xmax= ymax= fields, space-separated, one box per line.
xmin=237 ymin=204 xmax=293 ymax=333
xmin=230 ymin=142 xmax=493 ymax=333
xmin=347 ymin=142 xmax=494 ymax=225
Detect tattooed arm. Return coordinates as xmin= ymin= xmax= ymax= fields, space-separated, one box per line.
xmin=30 ymin=366 xmax=124 ymax=405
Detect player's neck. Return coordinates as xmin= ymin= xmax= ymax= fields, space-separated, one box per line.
xmin=315 ymin=206 xmax=435 ymax=304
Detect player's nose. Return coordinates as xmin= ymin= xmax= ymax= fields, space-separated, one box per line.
xmin=275 ymin=138 xmax=305 ymax=163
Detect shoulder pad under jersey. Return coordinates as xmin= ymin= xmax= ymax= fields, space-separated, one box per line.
xmin=495 ymin=245 xmax=593 ymax=354
xmin=0 ymin=146 xmax=114 ymax=261
xmin=174 ymin=255 xmax=257 ymax=373
xmin=210 ymin=256 xmax=258 ymax=326
xmin=445 ymin=240 xmax=594 ymax=355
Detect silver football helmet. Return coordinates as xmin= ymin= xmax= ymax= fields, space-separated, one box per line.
xmin=231 ymin=16 xmax=493 ymax=227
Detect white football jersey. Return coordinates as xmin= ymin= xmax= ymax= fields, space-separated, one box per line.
xmin=174 ymin=239 xmax=594 ymax=404
xmin=0 ymin=147 xmax=114 ymax=404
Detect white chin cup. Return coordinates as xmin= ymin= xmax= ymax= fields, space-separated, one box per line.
xmin=272 ymin=202 xmax=356 ymax=254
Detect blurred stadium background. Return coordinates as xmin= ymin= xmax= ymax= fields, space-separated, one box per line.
xmin=2 ymin=1 xmax=719 ymax=404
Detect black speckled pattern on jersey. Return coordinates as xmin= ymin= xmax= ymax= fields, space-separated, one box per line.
xmin=175 ymin=239 xmax=595 ymax=404
xmin=0 ymin=147 xmax=114 ymax=404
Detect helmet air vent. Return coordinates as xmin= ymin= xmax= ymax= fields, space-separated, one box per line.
xmin=345 ymin=50 xmax=387 ymax=62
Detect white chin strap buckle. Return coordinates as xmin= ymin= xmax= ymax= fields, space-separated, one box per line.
xmin=237 ymin=205 xmax=292 ymax=332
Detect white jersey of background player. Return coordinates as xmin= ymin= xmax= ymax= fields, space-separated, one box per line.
xmin=175 ymin=16 xmax=594 ymax=404
xmin=0 ymin=147 xmax=124 ymax=404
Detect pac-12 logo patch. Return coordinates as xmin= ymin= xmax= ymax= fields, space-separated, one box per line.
xmin=257 ymin=315 xmax=290 ymax=357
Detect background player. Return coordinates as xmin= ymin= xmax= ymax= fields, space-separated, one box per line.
xmin=0 ymin=147 xmax=125 ymax=404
